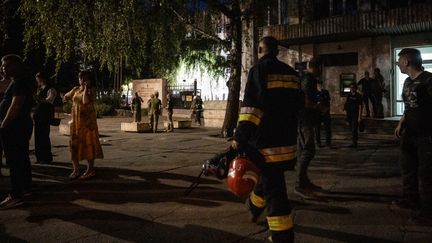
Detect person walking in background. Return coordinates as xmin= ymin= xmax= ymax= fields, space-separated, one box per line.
xmin=33 ymin=72 xmax=57 ymax=164
xmin=295 ymin=57 xmax=323 ymax=199
xmin=165 ymin=93 xmax=174 ymax=132
xmin=191 ymin=95 xmax=203 ymax=125
xmin=393 ymin=48 xmax=432 ymax=226
xmin=0 ymin=69 xmax=12 ymax=177
xmin=373 ymin=68 xmax=386 ymax=118
xmin=0 ymin=55 xmax=35 ymax=209
xmin=131 ymin=92 xmax=144 ymax=122
xmin=344 ymin=83 xmax=363 ymax=148
xmin=315 ymin=80 xmax=332 ymax=147
xmin=149 ymin=91 xmax=161 ymax=133
xmin=63 ymin=71 xmax=103 ymax=180
xmin=357 ymin=71 xmax=377 ymax=117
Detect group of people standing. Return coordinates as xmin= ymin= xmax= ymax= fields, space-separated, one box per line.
xmin=357 ymin=68 xmax=386 ymax=118
xmin=0 ymin=54 xmax=104 ymax=209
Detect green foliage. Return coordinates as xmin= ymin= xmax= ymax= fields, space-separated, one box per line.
xmin=20 ymin=0 xmax=187 ymax=78
xmin=63 ymin=102 xmax=72 ymax=114
xmin=94 ymin=102 xmax=112 ymax=117
xmin=98 ymin=94 xmax=122 ymax=110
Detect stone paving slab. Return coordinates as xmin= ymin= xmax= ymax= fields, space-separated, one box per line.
xmin=0 ymin=117 xmax=431 ymax=242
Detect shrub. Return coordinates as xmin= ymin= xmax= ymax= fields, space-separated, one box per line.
xmin=63 ymin=102 xmax=72 ymax=114
xmin=98 ymin=94 xmax=122 ymax=110
xmin=95 ymin=101 xmax=112 ymax=117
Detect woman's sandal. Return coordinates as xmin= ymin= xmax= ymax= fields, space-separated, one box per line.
xmin=69 ymin=171 xmax=81 ymax=180
xmin=79 ymin=170 xmax=95 ymax=180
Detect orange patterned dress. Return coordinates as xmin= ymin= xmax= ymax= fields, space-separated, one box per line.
xmin=64 ymin=87 xmax=103 ymax=162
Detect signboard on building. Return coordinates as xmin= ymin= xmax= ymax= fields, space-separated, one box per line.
xmin=133 ymin=79 xmax=167 ymax=108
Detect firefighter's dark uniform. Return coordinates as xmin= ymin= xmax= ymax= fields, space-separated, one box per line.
xmin=234 ymin=54 xmax=302 ymax=242
xmin=400 ymin=71 xmax=432 ymax=218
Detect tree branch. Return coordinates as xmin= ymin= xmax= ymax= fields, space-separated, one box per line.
xmin=167 ymin=5 xmax=226 ymax=45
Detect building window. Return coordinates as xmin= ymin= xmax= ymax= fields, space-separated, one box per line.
xmin=332 ymin=0 xmax=344 ymax=15
xmin=280 ymin=0 xmax=289 ymax=24
xmin=388 ymin=0 xmax=408 ymax=9
xmin=314 ymin=0 xmax=330 ymax=19
xmin=345 ymin=0 xmax=358 ymax=15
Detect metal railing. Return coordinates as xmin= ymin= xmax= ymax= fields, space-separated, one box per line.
xmin=262 ymin=3 xmax=432 ymax=41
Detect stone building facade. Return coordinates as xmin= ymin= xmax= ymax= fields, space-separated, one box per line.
xmin=242 ymin=0 xmax=432 ymax=117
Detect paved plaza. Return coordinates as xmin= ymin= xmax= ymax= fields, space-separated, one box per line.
xmin=0 ymin=117 xmax=431 ymax=243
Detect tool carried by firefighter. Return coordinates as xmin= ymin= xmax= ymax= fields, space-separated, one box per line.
xmin=184 ymin=147 xmax=260 ymax=197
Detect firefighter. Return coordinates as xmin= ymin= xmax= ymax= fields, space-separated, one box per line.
xmin=232 ymin=36 xmax=302 ymax=242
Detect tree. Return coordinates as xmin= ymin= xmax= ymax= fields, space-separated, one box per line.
xmin=19 ymin=0 xmax=275 ymax=136
xmin=20 ymin=0 xmax=186 ymax=79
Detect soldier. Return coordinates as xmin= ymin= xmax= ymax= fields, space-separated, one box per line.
xmin=232 ymin=36 xmax=302 ymax=243
xmin=393 ymin=48 xmax=432 ymax=226
xmin=149 ymin=91 xmax=162 ymax=133
xmin=131 ymin=92 xmax=144 ymax=122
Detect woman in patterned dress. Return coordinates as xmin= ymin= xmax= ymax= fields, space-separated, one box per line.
xmin=64 ymin=71 xmax=103 ymax=180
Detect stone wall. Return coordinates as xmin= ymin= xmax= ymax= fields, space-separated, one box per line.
xmin=203 ymin=100 xmax=227 ymax=128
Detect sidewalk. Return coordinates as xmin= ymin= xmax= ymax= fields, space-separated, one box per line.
xmin=0 ymin=117 xmax=431 ymax=242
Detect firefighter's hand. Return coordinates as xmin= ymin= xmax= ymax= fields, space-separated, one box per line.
xmin=231 ymin=140 xmax=240 ymax=150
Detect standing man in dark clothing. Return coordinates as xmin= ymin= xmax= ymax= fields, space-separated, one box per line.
xmin=373 ymin=68 xmax=385 ymax=118
xmin=33 ymin=72 xmax=56 ymax=164
xmin=0 ymin=55 xmax=35 ymax=209
xmin=357 ymin=71 xmax=377 ymax=117
xmin=295 ymin=57 xmax=323 ymax=199
xmin=191 ymin=95 xmax=203 ymax=125
xmin=315 ymin=81 xmax=332 ymax=147
xmin=344 ymin=83 xmax=363 ymax=148
xmin=393 ymin=48 xmax=432 ymax=226
xmin=232 ymin=36 xmax=302 ymax=243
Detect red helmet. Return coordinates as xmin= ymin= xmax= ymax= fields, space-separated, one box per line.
xmin=227 ymin=156 xmax=260 ymax=198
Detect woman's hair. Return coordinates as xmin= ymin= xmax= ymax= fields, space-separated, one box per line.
xmin=78 ymin=70 xmax=93 ymax=86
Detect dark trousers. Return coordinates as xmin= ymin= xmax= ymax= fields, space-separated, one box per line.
xmin=167 ymin=110 xmax=173 ymax=131
xmin=400 ymin=132 xmax=432 ymax=216
xmin=362 ymin=93 xmax=376 ymax=117
xmin=0 ymin=120 xmax=33 ymax=198
xmin=253 ymin=167 xmax=294 ymax=242
xmin=297 ymin=123 xmax=316 ymax=188
xmin=374 ymin=95 xmax=384 ymax=118
xmin=347 ymin=113 xmax=359 ymax=144
xmin=195 ymin=110 xmax=202 ymax=125
xmin=315 ymin=113 xmax=332 ymax=145
xmin=152 ymin=112 xmax=159 ymax=133
xmin=34 ymin=119 xmax=53 ymax=162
